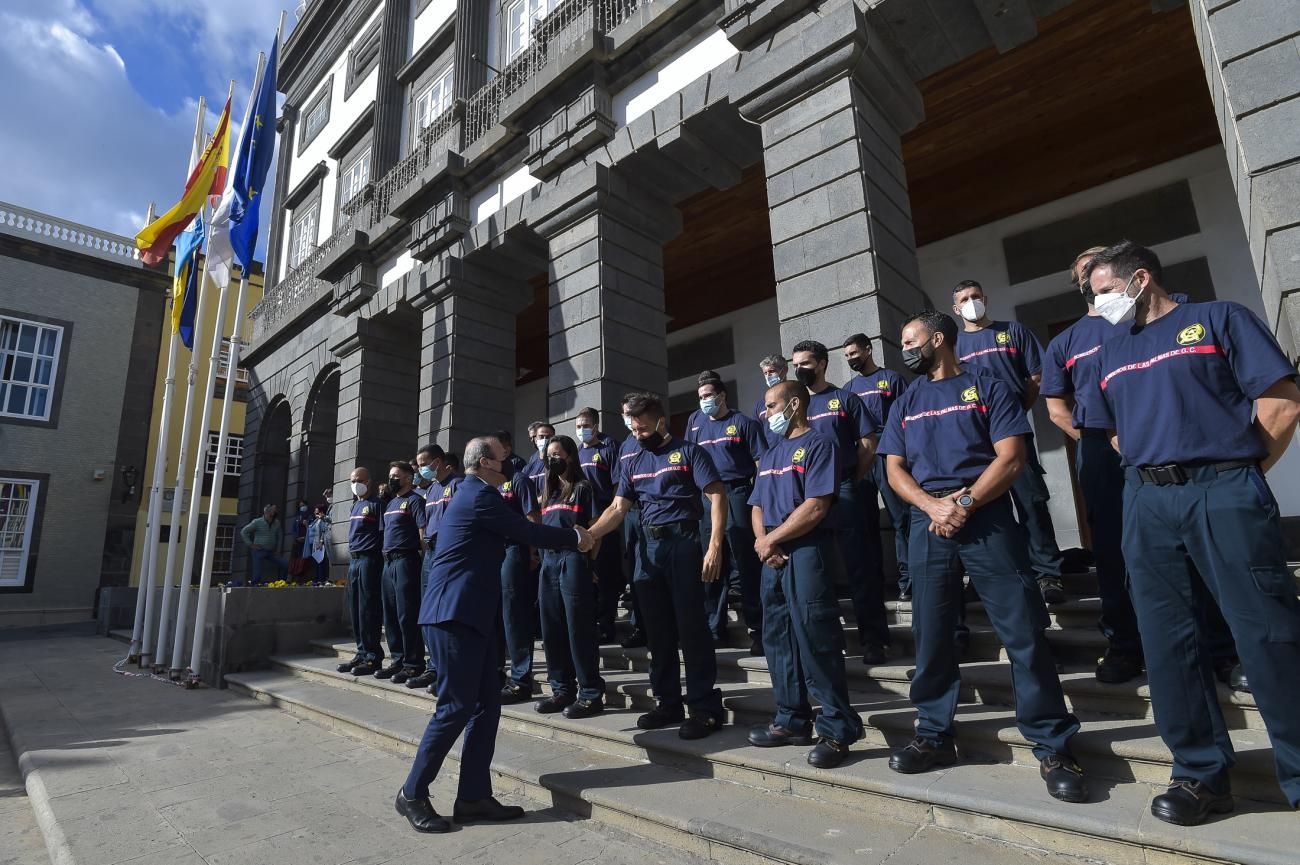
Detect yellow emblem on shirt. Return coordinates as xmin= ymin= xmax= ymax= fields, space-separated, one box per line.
xmin=400 ymin=501 xmax=409 ymax=510
xmin=501 ymin=481 xmax=512 ymax=492
xmin=828 ymin=398 xmax=841 ymax=410
xmin=362 ymin=506 xmax=370 ymax=515
xmin=1177 ymin=323 xmax=1206 ymax=346
xmin=591 ymin=453 xmax=600 ymax=462
xmin=669 ymin=451 xmax=683 ymax=465
xmin=726 ymin=424 xmax=738 ymax=435
xmin=996 ymin=331 xmax=1010 ymax=345
xmin=961 ymin=386 xmax=979 ymax=403
xmin=442 ymin=488 xmax=452 ymax=499
xmin=792 ymin=447 xmax=805 ymax=463
xmin=877 ymin=379 xmax=889 ymax=389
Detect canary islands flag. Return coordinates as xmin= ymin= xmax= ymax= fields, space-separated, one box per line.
xmin=135 ymin=98 xmax=231 ymax=267
xmin=172 ymin=211 xmax=205 ymax=349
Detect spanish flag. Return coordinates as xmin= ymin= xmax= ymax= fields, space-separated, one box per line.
xmin=135 ymin=98 xmax=231 ymax=267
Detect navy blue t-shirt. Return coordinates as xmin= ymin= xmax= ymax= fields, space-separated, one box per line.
xmin=685 ymin=409 xmax=767 ymax=482
xmin=506 ymin=452 xmax=528 ymax=477
xmin=748 ymin=431 xmax=838 ymax=530
xmin=849 ymin=368 xmax=909 ymax=425
xmin=879 ymin=372 xmax=1032 ymax=492
xmin=805 ymin=384 xmax=878 ymax=478
xmin=540 ymin=480 xmax=596 ymax=530
xmin=1093 ymin=301 xmax=1296 ymax=467
xmin=498 ymin=471 xmax=537 ymax=518
xmin=956 ymin=320 xmax=1043 ymax=407
xmin=423 ymin=474 xmax=463 ymax=539
xmin=348 ymin=497 xmax=382 ymax=553
xmin=522 ymin=453 xmax=547 ymax=499
xmin=616 ymin=437 xmax=723 ymax=526
xmin=614 ymin=434 xmax=640 ymax=488
xmin=382 ymin=490 xmax=428 ymax=552
xmin=578 ymin=434 xmax=619 ymax=507
xmin=1040 ymin=314 xmax=1124 ymax=430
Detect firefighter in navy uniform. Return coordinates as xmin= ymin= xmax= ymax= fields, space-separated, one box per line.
xmin=378 ymin=461 xmax=428 ymax=684
xmin=575 ymin=407 xmax=623 ymax=644
xmin=746 ymin=379 xmax=863 ymax=769
xmin=843 ymin=333 xmax=912 ymax=600
xmin=1086 ymin=240 xmax=1300 ymax=826
xmin=339 ymin=466 xmax=384 ymax=677
xmin=879 ymin=311 xmax=1087 ymax=804
xmin=497 ymin=463 xmax=540 ymax=704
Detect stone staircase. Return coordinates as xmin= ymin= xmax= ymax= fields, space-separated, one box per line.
xmin=224 ymin=565 xmax=1300 ymax=865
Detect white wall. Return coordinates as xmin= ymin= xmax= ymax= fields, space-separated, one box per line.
xmin=411 ymin=0 xmax=454 ymax=51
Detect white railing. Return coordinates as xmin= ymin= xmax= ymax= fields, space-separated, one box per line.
xmin=0 ymin=201 xmax=142 ymax=266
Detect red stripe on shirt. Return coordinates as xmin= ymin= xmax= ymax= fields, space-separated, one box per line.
xmin=900 ymin=403 xmax=988 ymax=427
xmin=630 ymin=465 xmax=691 ymax=481
xmin=542 ymin=503 xmax=583 ymax=514
xmin=1064 ymin=344 xmax=1102 ymax=370
xmin=1099 ymin=344 xmax=1223 ymax=390
xmin=960 ymin=346 xmax=1020 ymax=361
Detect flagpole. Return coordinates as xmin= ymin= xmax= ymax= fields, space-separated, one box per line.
xmin=188 ymin=15 xmax=282 ymax=682
xmin=172 ymin=70 xmax=262 ymax=676
xmin=152 ymin=83 xmax=235 ymax=672
xmin=139 ymin=95 xmax=208 ymax=668
xmin=129 ymin=201 xmax=162 ymax=662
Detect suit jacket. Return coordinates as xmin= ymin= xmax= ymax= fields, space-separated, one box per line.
xmin=419 ymin=474 xmax=579 ymax=635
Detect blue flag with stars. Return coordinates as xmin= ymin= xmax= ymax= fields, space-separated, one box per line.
xmin=228 ymin=35 xmax=278 ymax=272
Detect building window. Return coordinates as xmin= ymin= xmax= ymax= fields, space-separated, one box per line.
xmin=299 ymin=79 xmax=333 ymax=153
xmin=346 ymin=20 xmax=382 ymax=97
xmin=338 ymin=146 xmax=371 ymax=210
xmin=213 ymin=524 xmax=235 ymax=576
xmin=289 ymin=203 xmax=319 ymax=269
xmin=0 ymin=478 xmax=38 ymax=589
xmin=0 ymin=316 xmax=63 ymax=422
xmin=506 ymin=0 xmax=551 ymax=61
xmin=216 ymin=338 xmax=250 ymax=385
xmin=206 ymin=433 xmax=243 ymax=478
xmin=412 ymin=67 xmax=454 ymax=142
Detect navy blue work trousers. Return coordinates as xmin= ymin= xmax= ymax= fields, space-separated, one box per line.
xmin=872 ymin=454 xmax=911 ymax=593
xmin=381 ymin=551 xmax=423 ymax=669
xmin=500 ymin=543 xmax=536 ymax=687
xmin=539 ymin=548 xmax=605 ymax=702
xmin=1075 ymin=431 xmax=1143 ymax=654
xmin=346 ymin=551 xmax=384 ymax=663
xmin=1007 ymin=434 xmax=1065 ymax=580
xmin=701 ymin=481 xmax=763 ymax=638
xmin=835 ymin=475 xmax=890 ymax=650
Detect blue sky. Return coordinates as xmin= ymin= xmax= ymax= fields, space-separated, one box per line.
xmin=0 ymin=0 xmax=292 ymax=257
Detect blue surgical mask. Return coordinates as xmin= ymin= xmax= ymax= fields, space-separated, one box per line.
xmin=576 ymin=427 xmax=594 ymax=445
xmin=622 ymin=415 xmax=633 ymax=431
xmin=699 ymin=397 xmax=718 ymax=417
xmin=767 ymin=401 xmax=795 ymax=438
xmin=535 ymin=437 xmax=551 ymax=455
xmin=764 ymin=372 xmax=782 ymax=387
xmin=419 ymin=465 xmax=435 ymax=481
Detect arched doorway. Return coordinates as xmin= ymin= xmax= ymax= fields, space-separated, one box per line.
xmin=303 ymin=366 xmax=340 ymax=509
xmin=257 ymin=398 xmax=292 ymax=525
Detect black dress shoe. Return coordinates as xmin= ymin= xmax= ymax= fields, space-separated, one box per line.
xmin=337 ymin=655 xmax=361 ymax=673
xmin=1150 ymin=778 xmax=1234 ymax=826
xmin=748 ymin=723 xmax=813 ymax=748
xmin=637 ymin=703 xmax=685 ymax=730
xmin=1040 ymin=755 xmax=1089 ymax=803
xmin=535 ymin=694 xmax=575 ymax=714
xmin=563 ymin=698 xmax=603 ymax=719
xmin=1227 ymin=663 xmax=1250 ymax=693
xmin=1038 ymin=577 xmax=1067 ymax=605
xmin=888 ymin=737 xmax=957 ymax=774
xmin=500 ymin=682 xmax=532 ymax=704
xmin=679 ymin=713 xmax=722 ymax=740
xmin=392 ymin=666 xmax=420 ymax=685
xmin=620 ymin=629 xmax=648 ymax=649
xmin=1095 ymin=649 xmax=1144 ymax=684
xmin=350 ymin=661 xmax=378 ymax=676
xmin=374 ymin=662 xmax=402 ymax=680
xmin=395 ymin=789 xmax=450 ymax=833
xmin=453 ymin=796 xmax=525 ymax=824
xmin=748 ymin=633 xmax=765 ymax=657
xmin=861 ymin=644 xmax=888 ymax=666
xmin=405 ymin=669 xmax=437 ymax=689
xmin=807 ymin=738 xmax=849 ymax=769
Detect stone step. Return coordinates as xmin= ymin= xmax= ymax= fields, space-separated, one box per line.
xmin=288 ymin=648 xmax=1284 ymax=805
xmin=228 ymin=660 xmax=1299 ymax=865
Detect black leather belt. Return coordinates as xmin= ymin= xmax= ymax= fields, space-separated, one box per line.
xmin=1135 ymin=459 xmax=1257 ymax=486
xmin=351 ymin=549 xmax=382 ymax=558
xmin=926 ymin=486 xmax=963 ymax=498
xmin=723 ymin=478 xmax=753 ymax=490
xmin=645 ymin=520 xmax=696 ymax=540
xmin=384 ymin=549 xmax=418 ymax=562
xmin=1079 ymin=428 xmax=1110 ymax=440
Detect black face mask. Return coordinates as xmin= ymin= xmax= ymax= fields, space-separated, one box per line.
xmin=794 ymin=366 xmax=818 ymax=388
xmin=847 ymin=357 xmax=867 ymax=373
xmin=546 ymin=456 xmax=568 ymax=473
xmin=1079 ymin=283 xmax=1095 ymax=304
xmin=902 ymin=340 xmax=937 ymax=375
xmin=387 ymin=477 xmax=403 ymax=495
xmin=638 ymin=431 xmax=664 ymax=451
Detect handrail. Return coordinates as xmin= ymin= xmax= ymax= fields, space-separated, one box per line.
xmin=0 ymin=200 xmax=142 ymax=266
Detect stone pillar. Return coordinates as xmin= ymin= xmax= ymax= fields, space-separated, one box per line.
xmin=725 ymin=0 xmax=926 ymax=375
xmin=372 ymin=0 xmax=413 ymax=173
xmin=533 ymin=164 xmax=679 ymax=431
xmin=455 ymin=0 xmax=491 ymax=100
xmin=1189 ymin=0 xmax=1300 ymax=358
xmin=410 ymin=254 xmax=534 ymax=455
xmin=266 ymin=108 xmax=296 ymax=288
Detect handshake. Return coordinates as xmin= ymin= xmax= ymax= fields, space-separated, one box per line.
xmin=575 ymin=525 xmax=595 ymax=554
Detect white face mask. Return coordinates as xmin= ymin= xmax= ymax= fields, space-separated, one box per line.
xmin=959 ymin=298 xmax=986 ymax=323
xmin=535 ymin=436 xmax=551 ymax=455
xmin=622 ymin=415 xmax=633 ymax=431
xmin=350 ymin=481 xmax=368 ymax=498
xmin=1095 ymin=274 xmax=1142 ymax=326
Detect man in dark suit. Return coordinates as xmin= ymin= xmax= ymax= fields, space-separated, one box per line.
xmin=396 ymin=435 xmax=593 ymax=833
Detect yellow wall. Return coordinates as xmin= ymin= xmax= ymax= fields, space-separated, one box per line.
xmin=128 ymin=261 xmax=264 ymax=586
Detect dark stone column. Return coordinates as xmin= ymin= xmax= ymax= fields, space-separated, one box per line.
xmin=373 ymin=0 xmax=413 ymax=173
xmin=1190 ymin=0 xmax=1300 ymax=358
xmin=266 ymin=108 xmax=296 ymax=288
xmin=533 ymin=164 xmax=680 ymax=431
xmin=455 ymin=0 xmax=490 ymax=100
xmin=725 ymin=0 xmax=926 ymax=373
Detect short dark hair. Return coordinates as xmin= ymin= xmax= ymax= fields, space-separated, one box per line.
xmin=388 ymin=460 xmax=413 ymax=478
xmin=624 ymin=393 xmax=665 ymax=420
xmin=908 ymin=310 xmax=959 ymax=348
xmin=843 ymin=333 xmax=871 ymax=351
xmin=791 ymin=340 xmax=828 ymax=363
xmin=576 ymin=406 xmax=599 ymax=424
xmin=953 ymin=279 xmax=983 ymax=297
xmin=769 ymin=379 xmax=808 ymax=407
xmin=494 ymin=429 xmax=513 ymax=447
xmin=417 ymin=444 xmax=445 ymax=461
xmin=1083 ymin=240 xmax=1164 ymax=286
xmin=697 ymin=373 xmax=726 ymax=395
xmin=620 ymin=391 xmax=641 ymax=409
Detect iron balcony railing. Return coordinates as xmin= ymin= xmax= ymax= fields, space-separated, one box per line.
xmin=248 ymin=204 xmax=357 ymax=338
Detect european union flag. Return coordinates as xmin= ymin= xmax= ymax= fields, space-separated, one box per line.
xmin=228 ymin=35 xmax=279 ymax=272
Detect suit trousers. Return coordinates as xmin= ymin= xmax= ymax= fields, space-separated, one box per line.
xmin=402 ymin=622 xmax=500 ymax=802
